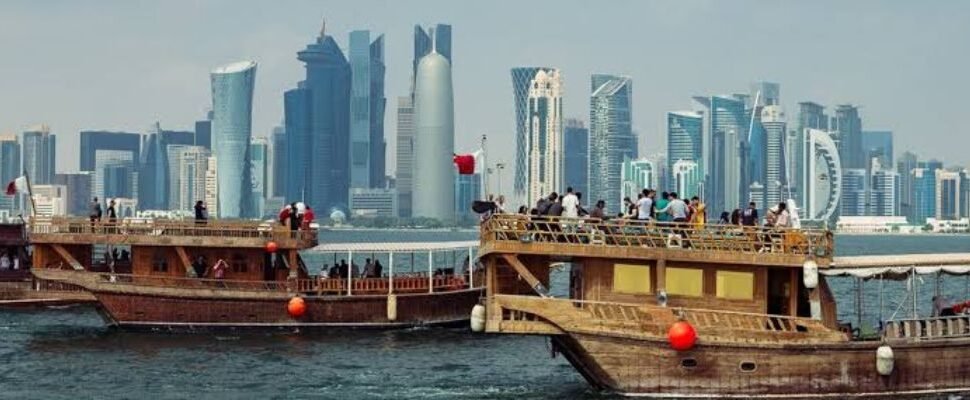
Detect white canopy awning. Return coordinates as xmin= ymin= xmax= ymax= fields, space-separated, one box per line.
xmin=824 ymin=253 xmax=970 ymax=279
xmin=308 ymin=241 xmax=479 ymax=253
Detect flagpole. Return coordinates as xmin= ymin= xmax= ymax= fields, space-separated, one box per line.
xmin=22 ymin=169 xmax=36 ymax=219
xmin=480 ymin=134 xmax=487 ymax=200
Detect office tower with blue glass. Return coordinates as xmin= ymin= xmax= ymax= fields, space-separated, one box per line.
xmin=833 ymin=104 xmax=863 ymax=169
xmin=563 ymin=119 xmax=589 ymax=197
xmin=139 ymin=122 xmax=194 ymax=210
xmin=285 ymin=22 xmax=351 ymax=213
xmin=0 ymin=136 xmax=20 ymax=214
xmin=210 ymin=60 xmax=256 ymax=218
xmin=862 ymin=130 xmax=893 ymax=168
xmin=22 ymin=125 xmax=56 ymax=185
xmin=666 ymin=111 xmax=703 ymax=192
xmin=589 ymin=74 xmax=634 ymax=214
xmin=349 ymin=30 xmax=386 ymax=190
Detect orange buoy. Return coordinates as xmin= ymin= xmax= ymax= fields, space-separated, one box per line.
xmin=668 ymin=321 xmax=697 ymax=351
xmin=265 ymin=241 xmax=279 ymax=253
xmin=287 ymin=297 xmax=306 ymax=318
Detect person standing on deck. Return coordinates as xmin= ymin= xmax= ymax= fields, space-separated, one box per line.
xmin=690 ymin=197 xmax=706 ymax=228
xmin=89 ymin=197 xmax=102 ymax=231
xmin=741 ymin=202 xmax=759 ymax=227
xmin=194 ymin=200 xmax=207 ymax=224
xmin=655 ymin=192 xmax=670 ymax=224
xmin=561 ymin=187 xmax=579 ymax=218
xmin=589 ymin=200 xmax=607 ymax=219
xmin=774 ymin=202 xmax=792 ymax=228
xmin=106 ymin=199 xmax=117 ymax=233
xmin=636 ymin=190 xmax=654 ymax=221
xmin=288 ymin=203 xmax=301 ymax=231
xmin=623 ymin=197 xmax=635 ymax=219
xmin=657 ymin=192 xmax=689 ymax=246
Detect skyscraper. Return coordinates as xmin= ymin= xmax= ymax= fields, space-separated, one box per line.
xmin=749 ymin=81 xmax=780 ymax=106
xmin=286 ymin=23 xmax=351 ymax=213
xmin=791 ymin=102 xmax=829 ymax=208
xmin=413 ymin=24 xmax=451 ymax=83
xmin=194 ymin=111 xmax=213 ymax=150
xmin=53 ymin=172 xmax=91 ymax=216
xmin=211 ymin=60 xmax=256 ymax=218
xmin=80 ymin=131 xmax=141 ymax=172
xmin=412 ymin=31 xmax=455 ymax=221
xmin=563 ymin=119 xmax=589 ymax=196
xmin=250 ymin=138 xmax=268 ymax=217
xmin=139 ymin=122 xmax=194 ymax=210
xmin=936 ymin=169 xmax=962 ymax=220
xmin=270 ymin=126 xmax=286 ymax=198
xmin=0 ymin=136 xmax=20 ymax=214
xmin=80 ymin=131 xmax=140 ymax=203
xmin=910 ymin=168 xmax=936 ymax=225
xmin=833 ymin=104 xmax=863 ymax=169
xmin=869 ymin=160 xmax=899 ymax=217
xmin=589 ymin=74 xmax=634 ymax=214
xmin=862 ymin=130 xmax=893 ymax=168
xmin=802 ymin=129 xmax=842 ymax=223
xmin=455 ymin=173 xmax=482 ymax=223
xmin=22 ymin=125 xmax=56 ymax=184
xmin=666 ymin=111 xmax=703 ymax=191
xmin=672 ymin=160 xmax=703 ymax=200
xmin=511 ymin=67 xmax=563 ymax=206
xmin=840 ymin=168 xmax=867 ymax=217
xmin=620 ymin=158 xmax=655 ymax=203
xmin=707 ymin=95 xmax=745 ymax=214
xmin=166 ymin=145 xmax=210 ymax=212
xmin=897 ymin=151 xmax=919 ymax=223
xmin=395 ymin=96 xmax=415 ymax=218
xmin=349 ymin=30 xmax=386 ymax=189
xmin=760 ymin=105 xmax=788 ymax=207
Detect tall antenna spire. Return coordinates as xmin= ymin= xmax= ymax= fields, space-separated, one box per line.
xmin=320 ymin=18 xmax=326 ymax=38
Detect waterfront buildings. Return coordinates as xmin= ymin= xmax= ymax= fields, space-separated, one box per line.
xmin=620 ymin=158 xmax=655 ymax=204
xmin=666 ymin=111 xmax=703 ymax=193
xmin=791 ymin=101 xmax=829 ymax=207
xmin=286 ymin=24 xmax=351 ymax=213
xmin=910 ymin=168 xmax=936 ymax=225
xmin=589 ymin=74 xmax=635 ymax=214
xmin=54 ymin=172 xmax=92 ymax=216
xmin=869 ymin=160 xmax=900 ymax=217
xmin=563 ymin=119 xmax=589 ymax=196
xmin=511 ymin=67 xmax=563 ymax=206
xmin=0 ymin=136 xmax=20 ymax=213
xmin=840 ymin=168 xmax=867 ymax=217
xmin=395 ymin=96 xmax=415 ymax=218
xmin=139 ymin=122 xmax=194 ymax=210
xmin=21 ymin=125 xmax=56 ymax=184
xmin=896 ymin=151 xmax=919 ymax=222
xmin=833 ymin=104 xmax=864 ymax=169
xmin=672 ymin=160 xmax=703 ymax=200
xmin=31 ymin=184 xmax=67 ymax=216
xmin=211 ymin=60 xmax=256 ymax=218
xmin=936 ymin=169 xmax=963 ymax=220
xmin=194 ymin=112 xmax=212 ymax=150
xmin=801 ymin=128 xmax=842 ymax=223
xmin=348 ymin=30 xmax=386 ymax=190
xmin=704 ymin=95 xmax=745 ymax=214
xmin=863 ymin=130 xmax=893 ymax=168
xmin=270 ymin=126 xmax=286 ymax=199
xmin=412 ymin=29 xmax=455 ymax=221
xmin=760 ymin=105 xmax=787 ymax=207
xmin=250 ymin=138 xmax=268 ymax=216
xmin=349 ymin=187 xmax=397 ymax=218
xmin=79 ymin=131 xmax=140 ymax=173
xmin=455 ymin=173 xmax=482 ymax=222
xmin=166 ymin=145 xmax=211 ymax=212
xmin=205 ymin=156 xmax=219 ymax=218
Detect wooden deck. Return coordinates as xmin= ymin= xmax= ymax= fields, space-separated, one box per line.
xmin=28 ymin=216 xmax=317 ymax=249
xmin=480 ymin=215 xmax=833 ymax=267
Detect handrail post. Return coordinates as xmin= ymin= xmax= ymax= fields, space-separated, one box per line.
xmin=468 ymin=246 xmax=474 ymax=288
xmin=388 ymin=252 xmax=394 ymax=294
xmin=348 ymin=250 xmax=353 ymax=296
xmin=428 ymin=250 xmax=433 ymax=293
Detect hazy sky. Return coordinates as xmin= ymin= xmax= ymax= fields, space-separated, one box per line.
xmin=2 ymin=0 xmax=969 ymax=180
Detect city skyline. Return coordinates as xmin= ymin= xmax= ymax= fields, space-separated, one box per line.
xmin=2 ymin=1 xmax=969 ymax=179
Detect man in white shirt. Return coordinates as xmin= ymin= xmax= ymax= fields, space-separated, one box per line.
xmin=637 ymin=190 xmax=654 ymax=221
xmin=561 ymin=187 xmax=579 ymax=218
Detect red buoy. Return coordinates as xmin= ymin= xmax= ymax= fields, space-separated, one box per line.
xmin=265 ymin=241 xmax=279 ymax=254
xmin=668 ymin=321 xmax=697 ymax=351
xmin=287 ymin=297 xmax=306 ymax=318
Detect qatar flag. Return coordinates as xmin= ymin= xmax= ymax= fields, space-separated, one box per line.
xmin=5 ymin=176 xmax=27 ymax=196
xmin=453 ymin=149 xmax=483 ymax=175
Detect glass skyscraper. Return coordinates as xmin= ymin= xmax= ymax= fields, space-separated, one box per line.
xmin=620 ymin=158 xmax=654 ymax=204
xmin=22 ymin=125 xmax=56 ymax=185
xmin=511 ymin=67 xmax=563 ymax=206
xmin=0 ymin=136 xmax=20 ymax=214
xmin=760 ymin=105 xmax=788 ymax=208
xmin=211 ymin=60 xmax=256 ymax=218
xmin=250 ymin=138 xmax=268 ymax=217
xmin=139 ymin=122 xmax=194 ymax=210
xmin=862 ymin=130 xmax=893 ymax=168
xmin=349 ymin=30 xmax=386 ymax=189
xmin=833 ymin=104 xmax=863 ymax=169
xmin=589 ymin=74 xmax=634 ymax=214
xmin=285 ymin=24 xmax=351 ymax=213
xmin=707 ymin=95 xmax=745 ymax=214
xmin=666 ymin=111 xmax=703 ymax=192
xmin=563 ymin=119 xmax=589 ymax=197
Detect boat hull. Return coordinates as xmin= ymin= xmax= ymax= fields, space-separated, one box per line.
xmin=91 ymin=288 xmax=482 ymax=329
xmin=553 ymin=332 xmax=970 ymax=398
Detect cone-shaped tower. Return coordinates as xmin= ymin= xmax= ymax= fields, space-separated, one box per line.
xmin=412 ymin=34 xmax=455 ymax=221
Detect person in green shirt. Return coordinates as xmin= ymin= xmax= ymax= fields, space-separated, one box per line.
xmin=655 ymin=192 xmax=671 ymax=224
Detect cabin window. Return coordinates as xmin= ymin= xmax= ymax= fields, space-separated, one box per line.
xmin=716 ymin=271 xmax=755 ymax=300
xmin=612 ymin=264 xmax=651 ymax=294
xmin=231 ymin=254 xmax=247 ymax=273
xmin=665 ymin=268 xmax=703 ymax=297
xmin=152 ymin=253 xmax=168 ymax=273
xmin=739 ymin=361 xmax=757 ymax=372
xmin=680 ymin=358 xmax=698 ymax=369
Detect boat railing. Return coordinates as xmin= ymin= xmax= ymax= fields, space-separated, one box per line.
xmin=94 ymin=273 xmax=292 ymax=292
xmin=300 ymin=274 xmax=471 ymax=295
xmin=28 ymin=216 xmax=317 ymax=243
xmin=883 ymin=314 xmax=970 ymax=341
xmin=481 ymin=214 xmax=833 ymax=258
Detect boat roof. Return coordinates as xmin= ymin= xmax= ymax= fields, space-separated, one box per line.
xmin=309 ymin=241 xmax=479 ymax=253
xmin=825 ymin=253 xmax=970 ymax=278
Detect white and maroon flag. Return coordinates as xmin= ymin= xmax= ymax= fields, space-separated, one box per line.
xmin=5 ymin=176 xmax=27 ymax=196
xmin=453 ymin=149 xmax=483 ymax=175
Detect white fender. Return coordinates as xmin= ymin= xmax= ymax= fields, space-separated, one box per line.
xmin=876 ymin=345 xmax=894 ymax=376
xmin=470 ymin=304 xmax=486 ymax=332
xmin=803 ymin=259 xmax=819 ymax=289
xmin=809 ymin=299 xmax=821 ymax=320
xmin=386 ymin=294 xmax=398 ymax=321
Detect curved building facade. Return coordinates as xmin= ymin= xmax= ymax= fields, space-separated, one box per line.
xmin=802 ymin=128 xmax=841 ymax=224
xmin=210 ymin=61 xmax=256 ymax=218
xmin=412 ymin=50 xmax=455 ymax=221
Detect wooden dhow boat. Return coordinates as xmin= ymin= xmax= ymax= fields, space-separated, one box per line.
xmin=471 ymin=214 xmax=970 ymax=398
xmin=28 ymin=216 xmax=482 ymax=329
